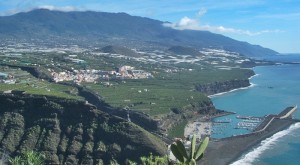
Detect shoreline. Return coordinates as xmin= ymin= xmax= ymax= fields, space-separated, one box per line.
xmin=208 ymin=83 xmax=256 ymax=98
xmin=208 ymin=73 xmax=259 ymax=98
xmin=230 ymin=122 xmax=300 ymax=165
xmin=202 ymin=106 xmax=299 ymax=165
xmin=202 ymin=116 xmax=299 ymax=165
xmin=185 ymin=72 xmax=256 ymax=140
xmin=229 ymin=119 xmax=299 ymax=165
xmin=203 ymin=60 xmax=300 ymax=164
xmin=202 ymin=69 xmax=295 ymax=165
xmin=184 ymin=110 xmax=234 ymax=140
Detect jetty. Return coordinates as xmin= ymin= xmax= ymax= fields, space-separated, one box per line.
xmin=202 ymin=106 xmax=299 ymax=165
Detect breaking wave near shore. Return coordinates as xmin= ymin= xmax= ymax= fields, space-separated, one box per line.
xmin=208 ymin=83 xmax=256 ymax=98
xmin=230 ymin=122 xmax=300 ymax=165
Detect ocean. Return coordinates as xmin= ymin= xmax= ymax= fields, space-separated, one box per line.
xmin=210 ymin=54 xmax=300 ymax=165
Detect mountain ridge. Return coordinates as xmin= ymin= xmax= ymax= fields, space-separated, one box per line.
xmin=0 ymin=9 xmax=278 ymax=57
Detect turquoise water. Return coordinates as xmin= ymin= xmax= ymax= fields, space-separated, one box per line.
xmin=211 ymin=54 xmax=300 ymax=165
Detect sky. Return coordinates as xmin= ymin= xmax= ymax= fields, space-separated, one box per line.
xmin=0 ymin=0 xmax=300 ymax=53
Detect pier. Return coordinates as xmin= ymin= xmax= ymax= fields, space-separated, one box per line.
xmin=279 ymin=105 xmax=297 ymax=119
xmin=202 ymin=106 xmax=299 ymax=165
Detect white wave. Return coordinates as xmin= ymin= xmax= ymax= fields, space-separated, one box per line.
xmin=249 ymin=74 xmax=260 ymax=80
xmin=230 ymin=122 xmax=300 ymax=165
xmin=208 ymin=83 xmax=256 ymax=98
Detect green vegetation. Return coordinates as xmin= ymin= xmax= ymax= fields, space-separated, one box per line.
xmin=86 ymin=80 xmax=209 ymax=116
xmin=85 ymin=68 xmax=252 ymax=117
xmin=1 ymin=49 xmax=254 ymax=118
xmin=0 ymin=83 xmax=82 ymax=100
xmin=127 ymin=153 xmax=168 ymax=165
xmin=171 ymin=135 xmax=209 ymax=165
xmin=167 ymin=120 xmax=188 ymax=138
xmin=0 ymin=81 xmax=83 ymax=100
xmin=0 ymin=45 xmax=255 ymax=164
xmin=0 ymin=95 xmax=166 ymax=164
xmin=0 ymin=67 xmax=82 ymax=100
xmin=9 ymin=151 xmax=44 ymax=165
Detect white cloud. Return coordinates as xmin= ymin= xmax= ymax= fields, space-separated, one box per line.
xmin=38 ymin=5 xmax=77 ymax=12
xmin=163 ymin=16 xmax=284 ymax=36
xmin=197 ymin=8 xmax=207 ymax=17
xmin=0 ymin=5 xmax=79 ymax=16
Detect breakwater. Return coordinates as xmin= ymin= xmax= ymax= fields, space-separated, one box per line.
xmin=202 ymin=106 xmax=299 ymax=165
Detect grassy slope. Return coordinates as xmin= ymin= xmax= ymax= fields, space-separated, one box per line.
xmin=0 ymin=95 xmax=166 ymax=164
xmin=0 ymin=67 xmax=83 ymax=100
xmin=85 ymin=69 xmax=252 ymax=117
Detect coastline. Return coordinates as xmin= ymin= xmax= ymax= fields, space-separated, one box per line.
xmin=184 ymin=110 xmax=234 ymax=139
xmin=202 ymin=69 xmax=298 ymax=165
xmin=208 ymin=83 xmax=256 ymax=98
xmin=208 ymin=73 xmax=258 ymax=98
xmin=203 ymin=56 xmax=300 ymax=165
xmin=231 ymin=122 xmax=300 ymax=165
xmin=202 ymin=116 xmax=299 ymax=165
xmin=184 ymin=72 xmax=257 ymax=144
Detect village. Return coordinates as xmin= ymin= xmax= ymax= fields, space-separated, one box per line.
xmin=50 ymin=65 xmax=153 ymax=83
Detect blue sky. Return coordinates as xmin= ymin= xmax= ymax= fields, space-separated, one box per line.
xmin=0 ymin=0 xmax=300 ymax=53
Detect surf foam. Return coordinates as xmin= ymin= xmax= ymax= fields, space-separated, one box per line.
xmin=230 ymin=122 xmax=300 ymax=165
xmin=208 ymin=83 xmax=256 ymax=98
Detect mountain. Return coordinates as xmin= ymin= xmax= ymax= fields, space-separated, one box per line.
xmin=0 ymin=94 xmax=166 ymax=164
xmin=0 ymin=9 xmax=278 ymax=57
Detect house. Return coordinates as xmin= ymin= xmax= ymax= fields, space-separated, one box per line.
xmin=0 ymin=72 xmax=8 ymax=79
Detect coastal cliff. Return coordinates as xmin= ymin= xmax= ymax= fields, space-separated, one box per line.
xmin=159 ymin=99 xmax=217 ymax=133
xmin=0 ymin=94 xmax=166 ymax=164
xmin=195 ymin=79 xmax=251 ymax=95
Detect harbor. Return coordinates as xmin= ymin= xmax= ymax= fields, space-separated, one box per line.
xmin=235 ymin=116 xmax=263 ymax=130
xmin=184 ymin=115 xmax=263 ymax=139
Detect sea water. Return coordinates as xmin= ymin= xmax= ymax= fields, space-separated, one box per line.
xmin=211 ymin=54 xmax=300 ymax=165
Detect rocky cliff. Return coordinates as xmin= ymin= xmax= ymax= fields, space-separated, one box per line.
xmin=0 ymin=94 xmax=166 ymax=164
xmin=195 ymin=79 xmax=251 ymax=96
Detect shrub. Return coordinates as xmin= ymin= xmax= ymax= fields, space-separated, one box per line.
xmin=9 ymin=150 xmax=44 ymax=165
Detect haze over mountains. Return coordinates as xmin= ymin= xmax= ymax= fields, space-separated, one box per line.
xmin=0 ymin=9 xmax=278 ymax=57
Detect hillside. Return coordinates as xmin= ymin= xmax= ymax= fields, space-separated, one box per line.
xmin=0 ymin=94 xmax=166 ymax=164
xmin=0 ymin=9 xmax=278 ymax=57
xmin=168 ymin=46 xmax=203 ymax=56
xmin=101 ymin=45 xmax=140 ymax=57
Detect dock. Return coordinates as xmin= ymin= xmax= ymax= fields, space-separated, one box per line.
xmin=279 ymin=105 xmax=297 ymax=119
